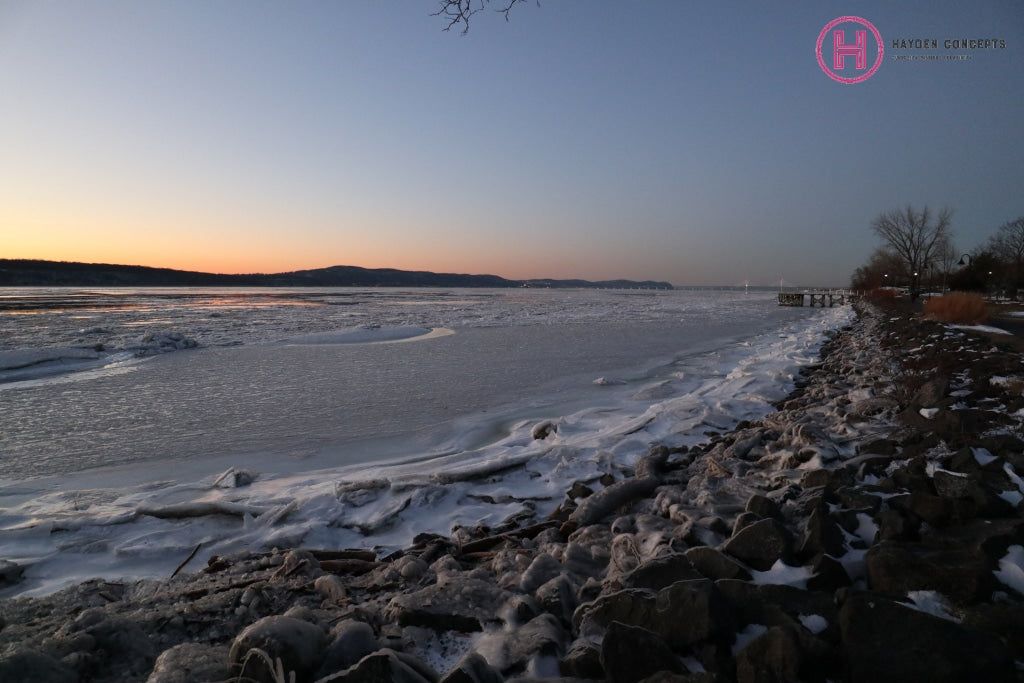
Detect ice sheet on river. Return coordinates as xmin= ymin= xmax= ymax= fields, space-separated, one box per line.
xmin=0 ymin=303 xmax=852 ymax=597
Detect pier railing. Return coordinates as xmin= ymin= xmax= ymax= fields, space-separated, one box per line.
xmin=777 ymin=289 xmax=860 ymax=307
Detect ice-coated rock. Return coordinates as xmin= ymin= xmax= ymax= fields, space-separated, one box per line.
xmin=622 ymin=552 xmax=703 ymax=590
xmin=385 ymin=577 xmax=512 ymax=631
xmin=229 ymin=615 xmax=327 ymax=683
xmin=146 ymin=643 xmax=231 ymax=683
xmin=331 ymin=648 xmax=435 ymax=683
xmin=314 ymin=574 xmax=348 ymax=603
xmin=440 ymin=651 xmax=503 ymax=683
xmin=316 ymin=620 xmax=380 ymax=679
xmin=518 ymin=553 xmax=563 ymax=594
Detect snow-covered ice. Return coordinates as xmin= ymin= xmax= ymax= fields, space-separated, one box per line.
xmin=0 ymin=287 xmax=853 ymax=597
xmin=994 ymin=545 xmax=1024 ymax=596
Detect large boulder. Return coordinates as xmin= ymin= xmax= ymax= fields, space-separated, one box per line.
xmin=229 ymin=615 xmax=327 ymax=683
xmin=316 ymin=620 xmax=379 ymax=679
xmin=839 ymin=593 xmax=1015 ymax=683
xmin=601 ymin=621 xmax=685 ymax=683
xmin=864 ymin=542 xmax=993 ymax=604
xmin=147 ymin=643 xmax=231 ymax=683
xmin=723 ymin=518 xmax=794 ymax=571
xmin=0 ymin=650 xmax=77 ymax=683
xmin=385 ymin=577 xmax=512 ymax=631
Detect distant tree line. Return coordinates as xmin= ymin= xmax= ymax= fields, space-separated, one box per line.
xmin=851 ymin=207 xmax=1024 ymax=300
xmin=0 ymin=260 xmax=674 ymax=290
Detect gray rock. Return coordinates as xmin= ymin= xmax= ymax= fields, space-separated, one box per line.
xmin=279 ymin=548 xmax=321 ymax=576
xmin=874 ymin=507 xmax=918 ymax=542
xmin=534 ymin=574 xmax=577 ymax=624
xmin=440 ymin=651 xmax=503 ymax=683
xmin=684 ymin=546 xmax=752 ymax=581
xmin=635 ymin=445 xmax=671 ymax=479
xmin=734 ymin=625 xmax=802 ymax=683
xmin=331 ymin=648 xmax=434 ymax=683
xmin=230 ymin=615 xmax=327 ymax=683
xmin=731 ymin=512 xmax=762 ymax=536
xmin=864 ymin=541 xmax=993 ymax=604
xmin=569 ymin=478 xmax=662 ymax=526
xmin=573 ymin=588 xmax=657 ymax=640
xmin=601 ymin=621 xmax=684 ymax=683
xmin=500 ymin=613 xmax=569 ymax=675
xmin=839 ymin=593 xmax=1014 ymax=683
xmin=385 ymin=577 xmax=511 ymax=631
xmin=315 ymin=574 xmax=348 ymax=603
xmin=654 ymin=579 xmax=736 ymax=650
xmin=575 ymin=579 xmax=734 ymax=652
xmin=797 ymin=502 xmax=846 ymax=560
xmin=82 ymin=616 xmax=157 ymax=679
xmin=146 ymin=643 xmax=231 ymax=683
xmin=0 ymin=559 xmax=25 ymax=586
xmin=805 ymin=553 xmax=852 ymax=592
xmin=0 ymin=650 xmax=77 ymax=683
xmin=317 ymin=620 xmax=379 ymax=678
xmin=532 ymin=420 xmax=557 ymax=440
xmin=622 ymin=553 xmax=703 ymax=591
xmin=568 ymin=481 xmax=595 ymax=500
xmin=559 ymin=639 xmax=604 ymax=679
xmin=635 ymin=674 xmax=717 ymax=683
xmin=563 ymin=529 xmax=612 ymax=577
xmin=716 ymin=580 xmax=837 ymax=641
xmin=910 ymin=375 xmax=948 ymax=409
xmin=745 ymin=493 xmax=780 ymax=519
xmin=519 ymin=553 xmax=563 ymax=593
xmin=395 ymin=555 xmax=429 ymax=581
xmin=722 ymin=518 xmax=793 ymax=571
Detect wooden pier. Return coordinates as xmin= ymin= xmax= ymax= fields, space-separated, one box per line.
xmin=777 ymin=290 xmax=859 ymax=307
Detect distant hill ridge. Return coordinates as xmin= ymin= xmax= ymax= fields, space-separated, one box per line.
xmin=0 ymin=259 xmax=674 ymax=289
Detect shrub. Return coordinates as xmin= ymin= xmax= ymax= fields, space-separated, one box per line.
xmin=866 ymin=288 xmax=899 ymax=303
xmin=923 ymin=292 xmax=989 ymax=325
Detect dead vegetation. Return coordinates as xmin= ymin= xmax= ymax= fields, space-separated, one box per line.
xmin=923 ymin=292 xmax=989 ymax=325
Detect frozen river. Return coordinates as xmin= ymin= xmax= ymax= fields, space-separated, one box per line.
xmin=0 ymin=287 xmax=853 ymax=596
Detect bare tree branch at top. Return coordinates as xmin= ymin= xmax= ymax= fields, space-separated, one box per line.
xmin=870 ymin=205 xmax=953 ymax=301
xmin=433 ymin=0 xmax=529 ymax=33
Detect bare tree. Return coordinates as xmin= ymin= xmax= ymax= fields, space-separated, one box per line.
xmin=434 ymin=0 xmax=528 ymax=33
xmin=935 ymin=239 xmax=958 ymax=295
xmin=987 ymin=216 xmax=1024 ymax=298
xmin=850 ymin=247 xmax=904 ymax=291
xmin=870 ymin=205 xmax=953 ymax=300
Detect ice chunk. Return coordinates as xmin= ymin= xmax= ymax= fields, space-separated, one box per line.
xmin=749 ymin=560 xmax=813 ymax=588
xmin=797 ymin=613 xmax=828 ymax=634
xmin=973 ymin=447 xmax=999 ymax=466
xmin=904 ymin=590 xmax=960 ymax=622
xmin=994 ymin=545 xmax=1024 ymax=595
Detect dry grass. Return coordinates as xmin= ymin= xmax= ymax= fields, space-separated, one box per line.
xmin=923 ymin=292 xmax=989 ymax=325
xmin=865 ymin=288 xmax=899 ymax=303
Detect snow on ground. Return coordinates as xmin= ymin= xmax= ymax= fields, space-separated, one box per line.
xmin=951 ymin=324 xmax=1012 ymax=335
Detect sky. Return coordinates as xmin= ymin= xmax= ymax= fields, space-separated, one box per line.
xmin=1 ymin=1 xmax=1021 ymax=287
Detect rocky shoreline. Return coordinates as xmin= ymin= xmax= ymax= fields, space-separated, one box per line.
xmin=2 ymin=300 xmax=1024 ymax=683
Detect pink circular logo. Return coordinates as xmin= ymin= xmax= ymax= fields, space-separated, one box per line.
xmin=816 ymin=16 xmax=884 ymax=84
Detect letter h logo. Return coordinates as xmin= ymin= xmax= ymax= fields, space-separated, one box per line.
xmin=816 ymin=16 xmax=883 ymax=84
xmin=833 ymin=29 xmax=867 ymax=70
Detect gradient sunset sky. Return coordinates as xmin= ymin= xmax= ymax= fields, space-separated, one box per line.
xmin=1 ymin=1 xmax=1021 ymax=286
